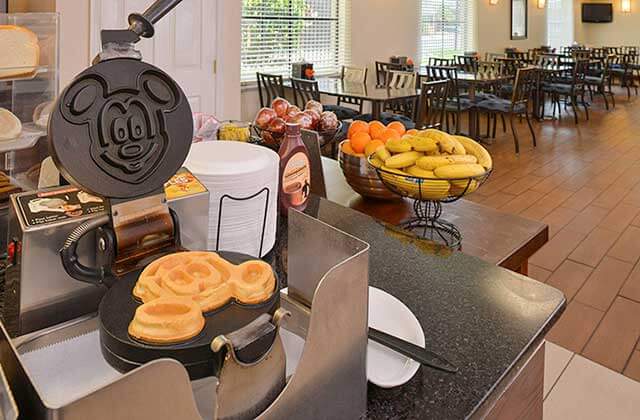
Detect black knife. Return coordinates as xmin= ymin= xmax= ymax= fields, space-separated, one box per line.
xmin=368 ymin=327 xmax=458 ymax=373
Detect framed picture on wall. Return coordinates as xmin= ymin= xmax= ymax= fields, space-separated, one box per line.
xmin=511 ymin=0 xmax=528 ymax=40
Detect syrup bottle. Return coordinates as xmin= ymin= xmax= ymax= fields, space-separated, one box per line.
xmin=278 ymin=123 xmax=311 ymax=214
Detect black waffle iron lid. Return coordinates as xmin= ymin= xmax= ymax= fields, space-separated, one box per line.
xmin=48 ymin=57 xmax=193 ymax=199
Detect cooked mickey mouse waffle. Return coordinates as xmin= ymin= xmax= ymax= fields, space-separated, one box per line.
xmin=133 ymin=252 xmax=276 ymax=313
xmin=128 ymin=296 xmax=205 ymax=344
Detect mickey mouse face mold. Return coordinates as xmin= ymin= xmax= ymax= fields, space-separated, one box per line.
xmin=133 ymin=252 xmax=277 ymax=313
xmin=48 ymin=58 xmax=193 ymax=199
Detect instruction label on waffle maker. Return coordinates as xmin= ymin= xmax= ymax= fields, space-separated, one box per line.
xmin=17 ymin=187 xmax=106 ymax=227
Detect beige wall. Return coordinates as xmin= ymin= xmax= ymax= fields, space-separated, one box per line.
xmin=56 ymin=0 xmax=91 ymax=89
xmin=575 ymin=0 xmax=639 ymax=46
xmin=476 ymin=0 xmax=547 ymax=55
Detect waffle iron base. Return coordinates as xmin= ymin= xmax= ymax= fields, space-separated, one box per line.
xmin=98 ymin=252 xmax=280 ymax=380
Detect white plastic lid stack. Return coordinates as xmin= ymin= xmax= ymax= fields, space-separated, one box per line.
xmin=184 ymin=142 xmax=279 ymax=257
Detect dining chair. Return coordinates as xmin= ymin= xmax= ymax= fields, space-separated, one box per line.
xmin=476 ymin=67 xmax=537 ymax=154
xmin=425 ymin=65 xmax=473 ymax=134
xmin=542 ymin=59 xmax=590 ymax=124
xmin=415 ymin=80 xmax=449 ymax=130
xmin=485 ymin=52 xmax=505 ymax=62
xmin=456 ymin=55 xmax=478 ymax=73
xmin=609 ymin=53 xmax=638 ymax=99
xmin=291 ymin=77 xmax=321 ymax=107
xmin=375 ymin=61 xmax=403 ymax=86
xmin=585 ymin=54 xmax=616 ymax=110
xmin=506 ymin=51 xmax=530 ymax=63
xmin=386 ymin=70 xmax=417 ymax=89
xmin=572 ymin=49 xmax=591 ymax=61
xmin=428 ymin=57 xmax=454 ymax=67
xmin=342 ymin=65 xmax=368 ymax=83
xmin=256 ymin=73 xmax=285 ymax=108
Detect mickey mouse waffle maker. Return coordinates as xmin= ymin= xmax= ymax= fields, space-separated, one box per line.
xmin=48 ymin=0 xmax=279 ymax=379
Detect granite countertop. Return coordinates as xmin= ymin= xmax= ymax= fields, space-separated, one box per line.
xmin=275 ymin=196 xmax=565 ymax=419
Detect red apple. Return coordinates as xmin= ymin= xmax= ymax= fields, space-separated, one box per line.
xmin=254 ymin=107 xmax=277 ymax=129
xmin=289 ymin=112 xmax=313 ymax=129
xmin=318 ymin=111 xmax=339 ymax=131
xmin=271 ymin=97 xmax=290 ymax=118
xmin=285 ymin=105 xmax=301 ymax=121
xmin=305 ymin=100 xmax=323 ymax=114
xmin=303 ymin=109 xmax=321 ymax=129
xmin=268 ymin=117 xmax=286 ymax=134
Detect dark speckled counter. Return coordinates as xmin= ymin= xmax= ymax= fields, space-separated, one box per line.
xmin=275 ymin=196 xmax=565 ymax=419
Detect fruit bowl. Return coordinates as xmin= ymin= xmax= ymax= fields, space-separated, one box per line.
xmin=338 ymin=141 xmax=398 ymax=200
xmin=364 ymin=129 xmax=493 ymax=249
xmin=371 ymin=161 xmax=492 ymax=203
xmin=253 ymin=121 xmax=343 ymax=150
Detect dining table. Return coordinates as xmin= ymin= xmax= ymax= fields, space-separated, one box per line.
xmin=283 ymin=77 xmax=421 ymax=121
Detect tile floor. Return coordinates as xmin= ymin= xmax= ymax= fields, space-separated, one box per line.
xmin=544 ymin=341 xmax=640 ymax=420
xmin=470 ymin=86 xmax=640 ymax=382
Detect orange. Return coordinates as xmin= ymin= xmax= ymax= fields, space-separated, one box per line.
xmin=364 ymin=139 xmax=384 ymax=157
xmin=348 ymin=120 xmax=369 ymax=139
xmin=350 ymin=132 xmax=372 ymax=153
xmin=387 ymin=121 xmax=407 ymax=136
xmin=369 ymin=121 xmax=386 ymax=140
xmin=379 ymin=128 xmax=401 ymax=144
xmin=341 ymin=141 xmax=356 ymax=155
xmin=406 ymin=129 xmax=418 ymax=136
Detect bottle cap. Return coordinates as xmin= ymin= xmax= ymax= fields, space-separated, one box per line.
xmin=285 ymin=122 xmax=301 ymax=136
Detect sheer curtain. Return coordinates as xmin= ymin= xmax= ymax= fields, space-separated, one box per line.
xmin=547 ymin=0 xmax=574 ymax=49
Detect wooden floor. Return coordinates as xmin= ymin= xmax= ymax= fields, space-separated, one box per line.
xmin=466 ymin=86 xmax=640 ymax=382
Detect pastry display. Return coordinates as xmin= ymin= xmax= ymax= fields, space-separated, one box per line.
xmin=32 ymin=101 xmax=54 ymax=128
xmin=0 ymin=25 xmax=40 ymax=79
xmin=133 ymin=251 xmax=276 ymax=313
xmin=128 ymin=296 xmax=205 ymax=344
xmin=0 ymin=108 xmax=22 ymax=141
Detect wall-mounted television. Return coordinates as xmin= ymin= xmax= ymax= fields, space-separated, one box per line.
xmin=582 ymin=3 xmax=613 ymax=23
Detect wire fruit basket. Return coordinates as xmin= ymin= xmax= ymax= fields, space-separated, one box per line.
xmin=370 ymin=158 xmax=492 ymax=249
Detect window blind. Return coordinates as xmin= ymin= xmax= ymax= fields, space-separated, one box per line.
xmin=419 ymin=0 xmax=474 ymax=66
xmin=546 ymin=0 xmax=574 ymax=49
xmin=241 ymin=0 xmax=351 ymax=83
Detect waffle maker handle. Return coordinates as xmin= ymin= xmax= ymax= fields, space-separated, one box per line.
xmin=60 ymin=215 xmax=111 ymax=286
xmin=128 ymin=0 xmax=184 ymax=39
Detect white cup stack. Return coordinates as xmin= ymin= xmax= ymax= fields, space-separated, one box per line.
xmin=184 ymin=141 xmax=279 ymax=257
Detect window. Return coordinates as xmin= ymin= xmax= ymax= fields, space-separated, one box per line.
xmin=241 ymin=0 xmax=350 ymax=83
xmin=420 ymin=0 xmax=474 ymax=65
xmin=546 ymin=0 xmax=574 ymax=49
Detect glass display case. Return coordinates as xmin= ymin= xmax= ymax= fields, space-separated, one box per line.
xmin=0 ymin=13 xmax=59 ymax=250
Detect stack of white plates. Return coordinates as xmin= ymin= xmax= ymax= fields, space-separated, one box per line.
xmin=184 ymin=141 xmax=279 ymax=257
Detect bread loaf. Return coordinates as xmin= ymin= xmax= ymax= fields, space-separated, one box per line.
xmin=0 ymin=108 xmax=22 ymax=141
xmin=0 ymin=25 xmax=40 ymax=79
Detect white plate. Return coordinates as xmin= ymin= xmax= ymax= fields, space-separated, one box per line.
xmin=368 ymin=286 xmax=425 ymax=388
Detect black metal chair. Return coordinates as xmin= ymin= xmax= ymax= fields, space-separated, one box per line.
xmin=456 ymin=55 xmax=478 ymax=73
xmin=425 ymin=65 xmax=474 ymax=134
xmin=609 ymin=53 xmax=639 ymax=99
xmin=476 ymin=67 xmax=537 ymax=154
xmin=415 ymin=80 xmax=449 ymax=130
xmin=585 ymin=54 xmax=616 ymax=110
xmin=375 ymin=61 xmax=403 ymax=86
xmin=542 ymin=59 xmax=590 ymax=124
xmin=428 ymin=57 xmax=454 ymax=67
xmin=291 ymin=78 xmax=320 ymax=108
xmin=256 ymin=73 xmax=285 ymax=108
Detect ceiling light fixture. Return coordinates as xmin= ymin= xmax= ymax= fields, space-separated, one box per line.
xmin=537 ymin=0 xmax=546 ymax=8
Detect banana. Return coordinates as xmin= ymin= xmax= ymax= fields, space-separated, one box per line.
xmin=381 ymin=166 xmax=410 ymax=176
xmin=385 ymin=151 xmax=421 ymax=169
xmin=407 ymin=136 xmax=439 ymax=153
xmin=375 ymin=147 xmax=391 ymax=161
xmin=380 ymin=172 xmax=450 ymax=200
xmin=406 ymin=166 xmax=435 ymax=178
xmin=450 ymin=136 xmax=467 ymax=155
xmin=416 ymin=129 xmax=457 ymax=154
xmin=370 ymin=157 xmax=384 ymax=168
xmin=386 ymin=138 xmax=412 ymax=153
xmin=434 ymin=163 xmax=487 ymax=179
xmin=416 ymin=155 xmax=477 ymax=170
xmin=453 ymin=136 xmax=493 ymax=169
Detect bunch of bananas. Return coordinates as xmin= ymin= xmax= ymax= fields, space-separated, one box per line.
xmin=368 ymin=129 xmax=492 ymax=200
